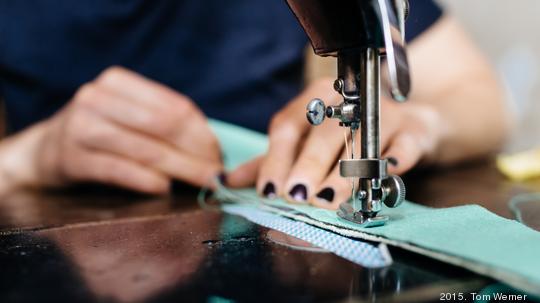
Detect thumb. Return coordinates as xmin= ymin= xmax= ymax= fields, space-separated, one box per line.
xmin=384 ymin=133 xmax=423 ymax=175
xmin=226 ymin=156 xmax=264 ymax=188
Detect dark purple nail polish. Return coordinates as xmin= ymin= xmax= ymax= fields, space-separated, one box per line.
xmin=387 ymin=157 xmax=399 ymax=167
xmin=262 ymin=182 xmax=276 ymax=199
xmin=218 ymin=172 xmax=228 ymax=185
xmin=316 ymin=187 xmax=335 ymax=203
xmin=289 ymin=184 xmax=307 ymax=202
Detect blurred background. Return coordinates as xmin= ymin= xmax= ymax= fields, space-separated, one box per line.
xmin=308 ymin=0 xmax=540 ymax=153
xmin=439 ymin=0 xmax=540 ymax=153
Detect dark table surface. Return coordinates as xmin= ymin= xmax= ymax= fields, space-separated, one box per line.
xmin=0 ymin=158 xmax=538 ymax=303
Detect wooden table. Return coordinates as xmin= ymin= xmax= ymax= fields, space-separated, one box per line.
xmin=0 ymin=159 xmax=537 ymax=302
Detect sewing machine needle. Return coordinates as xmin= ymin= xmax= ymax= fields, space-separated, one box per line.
xmin=350 ymin=128 xmax=358 ymax=210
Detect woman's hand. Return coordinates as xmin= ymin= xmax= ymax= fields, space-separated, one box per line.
xmin=0 ymin=66 xmax=222 ymax=195
xmin=229 ymin=78 xmax=443 ymax=209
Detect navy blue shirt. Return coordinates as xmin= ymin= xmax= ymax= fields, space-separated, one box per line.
xmin=0 ymin=0 xmax=441 ymax=133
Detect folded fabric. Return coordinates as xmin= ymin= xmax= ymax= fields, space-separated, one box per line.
xmin=209 ymin=119 xmax=540 ymax=296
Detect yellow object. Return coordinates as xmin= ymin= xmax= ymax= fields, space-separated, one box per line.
xmin=497 ymin=149 xmax=540 ymax=181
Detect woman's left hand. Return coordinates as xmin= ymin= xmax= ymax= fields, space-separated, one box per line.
xmin=228 ymin=78 xmax=443 ymax=209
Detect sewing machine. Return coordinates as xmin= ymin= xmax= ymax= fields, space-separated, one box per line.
xmin=286 ymin=0 xmax=411 ymax=227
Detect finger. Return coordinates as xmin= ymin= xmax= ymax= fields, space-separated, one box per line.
xmin=65 ymin=150 xmax=170 ymax=194
xmin=77 ymin=113 xmax=223 ymax=187
xmin=256 ymin=101 xmax=310 ymax=198
xmin=380 ymin=99 xmax=404 ymax=154
xmin=76 ymin=80 xmax=221 ymax=163
xmin=257 ymin=78 xmax=338 ymax=199
xmin=283 ymin=121 xmax=345 ymax=204
xmin=257 ymin=122 xmax=304 ymax=199
xmin=309 ymin=149 xmax=351 ymax=210
xmin=74 ymin=83 xmax=158 ymax=134
xmin=227 ymin=156 xmax=263 ymax=189
xmin=383 ymin=132 xmax=423 ymax=175
xmin=95 ymin=66 xmax=178 ymax=110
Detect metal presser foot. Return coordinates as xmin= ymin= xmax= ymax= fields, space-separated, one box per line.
xmin=338 ymin=204 xmax=389 ymax=228
xmin=336 ymin=173 xmax=406 ymax=228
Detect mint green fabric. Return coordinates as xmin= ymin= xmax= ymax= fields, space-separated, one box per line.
xmin=209 ymin=119 xmax=540 ymax=295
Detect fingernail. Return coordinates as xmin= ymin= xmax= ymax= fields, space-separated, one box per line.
xmin=262 ymin=182 xmax=276 ymax=199
xmin=218 ymin=172 xmax=228 ymax=186
xmin=289 ymin=184 xmax=307 ymax=203
xmin=388 ymin=157 xmax=399 ymax=167
xmin=316 ymin=187 xmax=335 ymax=203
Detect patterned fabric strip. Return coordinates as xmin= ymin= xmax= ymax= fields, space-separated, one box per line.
xmin=223 ymin=204 xmax=392 ymax=268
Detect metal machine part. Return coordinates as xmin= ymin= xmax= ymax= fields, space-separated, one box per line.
xmin=297 ymin=0 xmax=410 ymax=227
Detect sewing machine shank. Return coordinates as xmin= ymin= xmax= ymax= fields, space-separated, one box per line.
xmin=288 ymin=0 xmax=410 ymax=226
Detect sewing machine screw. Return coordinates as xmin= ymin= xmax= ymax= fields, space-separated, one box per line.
xmin=403 ymin=0 xmax=410 ymax=20
xmin=333 ymin=79 xmax=343 ymax=92
xmin=306 ymin=98 xmax=326 ymax=125
xmin=382 ymin=175 xmax=406 ymax=208
xmin=357 ymin=190 xmax=367 ymax=199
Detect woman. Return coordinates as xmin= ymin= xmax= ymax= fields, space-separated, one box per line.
xmin=0 ymin=1 xmax=510 ymax=208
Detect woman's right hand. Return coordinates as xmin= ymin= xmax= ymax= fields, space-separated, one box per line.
xmin=0 ymin=66 xmax=223 ymax=195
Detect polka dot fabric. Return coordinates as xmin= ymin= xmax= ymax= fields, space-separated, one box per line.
xmin=223 ymin=204 xmax=392 ymax=268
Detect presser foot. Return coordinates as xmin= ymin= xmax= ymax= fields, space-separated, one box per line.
xmin=337 ymin=203 xmax=388 ymax=228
